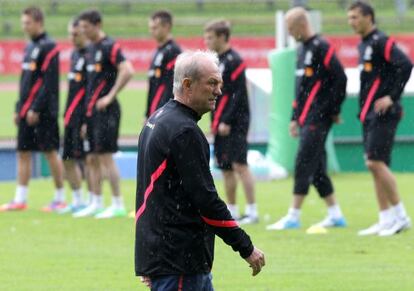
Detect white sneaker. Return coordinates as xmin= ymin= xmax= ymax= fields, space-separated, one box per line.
xmin=266 ymin=215 xmax=300 ymax=230
xmin=358 ymin=221 xmax=393 ymax=236
xmin=73 ymin=204 xmax=103 ymax=218
xmin=238 ymin=215 xmax=259 ymax=225
xmin=314 ymin=216 xmax=347 ymax=228
xmin=94 ymin=205 xmax=127 ymax=219
xmin=378 ymin=217 xmax=411 ymax=237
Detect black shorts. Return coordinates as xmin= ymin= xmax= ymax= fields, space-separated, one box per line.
xmin=86 ymin=102 xmax=120 ymax=154
xmin=363 ymin=116 xmax=400 ymax=165
xmin=17 ymin=114 xmax=59 ymax=152
xmin=214 ymin=127 xmax=248 ymax=170
xmin=62 ymin=125 xmax=85 ymax=160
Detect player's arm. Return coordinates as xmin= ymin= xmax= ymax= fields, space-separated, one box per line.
xmin=28 ymin=43 xmax=59 ymax=125
xmin=96 ymin=43 xmax=134 ymax=111
xmin=322 ymin=44 xmax=347 ymax=118
xmin=170 ymin=129 xmax=254 ymax=258
xmin=382 ymin=38 xmax=413 ymax=102
xmin=219 ymin=60 xmax=247 ymax=127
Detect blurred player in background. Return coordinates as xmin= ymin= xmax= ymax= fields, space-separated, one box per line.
xmin=204 ymin=20 xmax=258 ymax=224
xmin=1 ymin=6 xmax=65 ymax=212
xmin=59 ymin=18 xmax=90 ymax=214
xmin=145 ymin=10 xmax=182 ymax=119
xmin=74 ymin=9 xmax=134 ymax=218
xmin=348 ymin=1 xmax=412 ymax=236
xmin=267 ymin=7 xmax=348 ymax=230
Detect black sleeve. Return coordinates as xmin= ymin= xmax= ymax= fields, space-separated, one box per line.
xmin=220 ymin=60 xmax=247 ymax=125
xmin=170 ymin=129 xmax=254 ymax=258
xmin=322 ymin=44 xmax=347 ymax=116
xmin=31 ymin=44 xmax=59 ymax=114
xmin=380 ymin=38 xmax=413 ymax=102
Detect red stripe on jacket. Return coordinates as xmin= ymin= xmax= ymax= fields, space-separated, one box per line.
xmin=166 ymin=58 xmax=177 ymax=71
xmin=298 ymin=80 xmax=322 ymax=126
xmin=149 ymin=84 xmax=166 ymax=116
xmin=86 ymin=80 xmax=107 ymax=117
xmin=323 ymin=46 xmax=335 ymax=69
xmin=211 ymin=94 xmax=229 ymax=133
xmin=19 ymin=78 xmax=43 ymax=118
xmin=135 ymin=159 xmax=168 ymax=223
xmin=110 ymin=43 xmax=121 ymax=66
xmin=64 ymin=87 xmax=85 ymax=127
xmin=360 ymin=78 xmax=381 ymax=123
xmin=231 ymin=62 xmax=247 ymax=81
xmin=384 ymin=38 xmax=394 ymax=62
xmin=201 ymin=216 xmax=239 ymax=228
xmin=41 ymin=47 xmax=59 ymax=72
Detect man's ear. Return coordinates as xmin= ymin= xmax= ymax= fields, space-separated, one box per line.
xmin=183 ymin=78 xmax=192 ymax=91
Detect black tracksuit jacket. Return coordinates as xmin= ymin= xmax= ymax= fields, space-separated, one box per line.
xmin=135 ymin=100 xmax=253 ymax=277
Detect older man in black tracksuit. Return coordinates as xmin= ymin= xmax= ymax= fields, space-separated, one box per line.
xmin=135 ymin=51 xmax=265 ymax=290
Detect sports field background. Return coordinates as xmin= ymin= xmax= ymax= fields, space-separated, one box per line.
xmin=0 ymin=174 xmax=413 ymax=290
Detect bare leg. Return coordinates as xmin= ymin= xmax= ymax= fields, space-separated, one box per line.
xmin=292 ymin=194 xmax=306 ymax=209
xmin=99 ymin=153 xmax=120 ymax=197
xmin=323 ymin=194 xmax=337 ymax=207
xmin=63 ymin=160 xmax=82 ymax=190
xmin=44 ymin=150 xmax=64 ymax=189
xmin=17 ymin=151 xmax=32 ymax=186
xmin=233 ymin=163 xmax=255 ymax=204
xmin=222 ymin=170 xmax=237 ymax=204
xmin=86 ymin=153 xmax=102 ymax=195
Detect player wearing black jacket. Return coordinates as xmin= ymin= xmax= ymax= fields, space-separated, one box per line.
xmin=135 ymin=51 xmax=264 ymax=290
xmin=74 ymin=10 xmax=134 ymax=219
xmin=348 ymin=1 xmax=412 ymax=236
xmin=204 ymin=20 xmax=258 ymax=225
xmin=267 ymin=7 xmax=348 ymax=231
xmin=146 ymin=10 xmax=182 ymax=118
xmin=1 ymin=7 xmax=66 ymax=212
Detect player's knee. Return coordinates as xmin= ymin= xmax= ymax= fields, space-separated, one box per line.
xmin=365 ymin=159 xmax=383 ymax=172
xmin=232 ymin=162 xmax=248 ymax=173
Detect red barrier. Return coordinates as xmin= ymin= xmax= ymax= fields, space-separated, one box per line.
xmin=0 ymin=35 xmax=413 ymax=74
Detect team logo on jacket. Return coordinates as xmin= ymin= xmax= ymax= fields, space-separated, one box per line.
xmin=155 ymin=68 xmax=161 ymax=78
xmin=364 ymin=62 xmax=373 ymax=72
xmin=304 ymin=50 xmax=313 ymax=65
xmin=95 ymin=50 xmax=102 ymax=62
xmin=154 ymin=53 xmax=163 ymax=66
xmin=95 ymin=63 xmax=102 ymax=72
xmin=363 ymin=46 xmax=373 ymax=61
xmin=31 ymin=47 xmax=40 ymax=59
xmin=75 ymin=58 xmax=85 ymax=71
xmin=305 ymin=66 xmax=314 ymax=77
xmin=219 ymin=63 xmax=225 ymax=74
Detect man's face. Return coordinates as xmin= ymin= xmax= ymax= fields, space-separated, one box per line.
xmin=286 ymin=18 xmax=303 ymax=42
xmin=68 ymin=25 xmax=86 ymax=48
xmin=348 ymin=8 xmax=371 ymax=35
xmin=189 ymin=60 xmax=223 ymax=116
xmin=21 ymin=14 xmax=42 ymax=38
xmin=203 ymin=31 xmax=223 ymax=53
xmin=79 ymin=20 xmax=99 ymax=41
xmin=149 ymin=18 xmax=169 ymax=43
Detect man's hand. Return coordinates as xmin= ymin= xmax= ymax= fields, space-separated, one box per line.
xmin=374 ymin=95 xmax=393 ymax=115
xmin=245 ymin=247 xmax=265 ymax=276
xmin=80 ymin=124 xmax=87 ymax=139
xmin=26 ymin=110 xmax=40 ymax=126
xmin=218 ymin=122 xmax=231 ymax=136
xmin=289 ymin=121 xmax=298 ymax=137
xmin=96 ymin=94 xmax=114 ymax=111
xmin=332 ymin=114 xmax=342 ymax=124
xmin=140 ymin=276 xmax=151 ymax=288
xmin=14 ymin=112 xmax=19 ymax=126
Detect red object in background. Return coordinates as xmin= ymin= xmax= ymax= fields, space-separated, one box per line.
xmin=0 ymin=35 xmax=413 ymax=74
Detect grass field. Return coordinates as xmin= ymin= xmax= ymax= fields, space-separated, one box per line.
xmin=0 ymin=87 xmax=211 ymax=139
xmin=0 ymin=173 xmax=413 ymax=290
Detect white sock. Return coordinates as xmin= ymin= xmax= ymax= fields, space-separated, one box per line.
xmin=227 ymin=204 xmax=239 ymax=219
xmin=287 ymin=207 xmax=301 ymax=220
xmin=379 ymin=208 xmax=395 ymax=225
xmin=93 ymin=194 xmax=103 ymax=208
xmin=14 ymin=185 xmax=28 ymax=203
xmin=327 ymin=204 xmax=343 ymax=219
xmin=54 ymin=188 xmax=65 ymax=202
xmin=393 ymin=202 xmax=408 ymax=220
xmin=112 ymin=196 xmax=124 ymax=209
xmin=245 ymin=203 xmax=258 ymax=218
xmin=86 ymin=191 xmax=93 ymax=205
xmin=72 ymin=189 xmax=83 ymax=206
